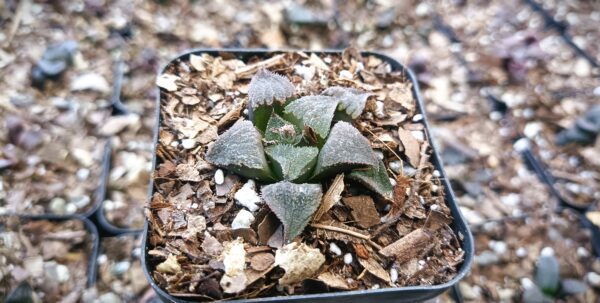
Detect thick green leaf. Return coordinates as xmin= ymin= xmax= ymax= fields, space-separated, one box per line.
xmin=347 ymin=158 xmax=393 ymax=200
xmin=284 ymin=95 xmax=339 ymax=139
xmin=265 ymin=112 xmax=302 ymax=145
xmin=535 ymin=254 xmax=560 ymax=296
xmin=312 ymin=121 xmax=378 ymax=179
xmin=265 ymin=144 xmax=318 ymax=182
xmin=322 ymin=86 xmax=372 ymax=119
xmin=248 ymin=69 xmax=295 ymax=109
xmin=262 ymin=181 xmax=322 ymax=242
xmin=205 ymin=120 xmax=274 ymax=182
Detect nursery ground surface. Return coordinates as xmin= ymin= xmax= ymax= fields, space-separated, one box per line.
xmin=0 ymin=0 xmax=599 ymax=302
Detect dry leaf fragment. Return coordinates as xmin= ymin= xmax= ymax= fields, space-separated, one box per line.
xmin=170 ymin=117 xmax=211 ymax=139
xmin=156 ymin=74 xmax=180 ymax=92
xmin=313 ymin=174 xmax=344 ymax=222
xmin=586 ymin=212 xmax=600 ymax=227
xmin=398 ymin=127 xmax=420 ymax=168
xmin=182 ymin=214 xmax=207 ymax=241
xmin=342 ymin=196 xmax=380 ymax=228
xmin=275 ymin=242 xmax=325 ymax=285
xmin=220 ymin=238 xmax=247 ymax=293
xmin=250 ymin=253 xmax=275 ymax=271
xmin=424 ymin=210 xmax=452 ymax=231
xmin=156 ymin=254 xmax=180 ymax=274
xmin=357 ymin=257 xmax=391 ymax=284
xmin=190 ymin=54 xmax=207 ymax=72
xmin=317 ymin=271 xmax=351 ymax=290
xmin=380 ymin=228 xmax=432 ymax=264
xmin=353 ymin=243 xmax=370 ymax=259
xmin=202 ymin=232 xmax=223 ymax=256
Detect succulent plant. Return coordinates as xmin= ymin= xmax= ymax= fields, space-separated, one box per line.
xmin=206 ymin=68 xmax=393 ymax=242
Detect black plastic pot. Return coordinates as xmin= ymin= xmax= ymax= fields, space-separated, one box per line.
xmin=92 ymin=58 xmax=145 ymax=236
xmin=17 ymin=141 xmax=111 ymax=220
xmin=92 ymin=143 xmax=143 ymax=236
xmin=142 ymin=49 xmax=474 ymax=303
xmin=1 ymin=214 xmax=100 ymax=288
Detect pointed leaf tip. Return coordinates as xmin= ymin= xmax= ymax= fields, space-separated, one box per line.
xmin=348 ymin=158 xmax=393 ymax=200
xmin=313 ymin=121 xmax=378 ymax=178
xmin=248 ymin=69 xmax=295 ymax=109
xmin=322 ymin=86 xmax=372 ymax=119
xmin=284 ymin=95 xmax=339 ymax=139
xmin=262 ymin=181 xmax=322 ymax=242
xmin=205 ymin=120 xmax=273 ymax=181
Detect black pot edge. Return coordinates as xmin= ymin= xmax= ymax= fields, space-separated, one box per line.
xmin=1 ymin=214 xmax=100 ymax=287
xmin=92 ymin=139 xmax=143 ymax=236
xmin=141 ymin=48 xmax=475 ymax=303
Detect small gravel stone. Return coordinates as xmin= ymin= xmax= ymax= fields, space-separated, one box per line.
xmin=390 ymin=268 xmax=398 ymax=283
xmin=375 ymin=101 xmax=385 ymax=118
xmin=329 ymin=242 xmax=342 ymax=256
xmin=412 ymin=114 xmax=423 ymax=122
xmin=71 ymin=195 xmax=90 ymax=209
xmin=231 ymin=209 xmax=255 ymax=229
xmin=235 ymin=180 xmax=261 ymax=212
xmin=181 ymin=138 xmax=196 ymax=149
xmin=65 ymin=203 xmax=77 ymax=214
xmin=389 ymin=161 xmax=402 ymax=174
xmin=489 ymin=240 xmax=508 ymax=255
xmin=577 ymin=247 xmax=590 ymax=258
xmin=586 ymin=272 xmax=600 ymax=287
xmin=339 ymin=70 xmax=353 ymax=80
xmin=475 ymin=250 xmax=499 ymax=266
xmin=343 ymin=253 xmax=353 ymax=264
xmin=112 ymin=261 xmax=131 ymax=276
xmin=411 ymin=130 xmax=425 ymax=142
xmin=516 ymin=247 xmax=528 ymax=258
xmin=49 ymin=197 xmax=67 ymax=215
xmin=214 ymin=169 xmax=225 ymax=185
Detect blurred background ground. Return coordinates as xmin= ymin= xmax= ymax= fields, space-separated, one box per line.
xmin=0 ymin=0 xmax=599 ymax=302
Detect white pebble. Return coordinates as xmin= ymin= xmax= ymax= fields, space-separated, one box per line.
xmin=411 ymin=130 xmax=425 ymax=142
xmin=374 ymin=151 xmax=384 ymax=160
xmin=489 ymin=111 xmax=502 ymax=121
xmin=339 ymin=70 xmax=353 ymax=80
xmin=389 ymin=178 xmax=397 ymax=186
xmin=214 ymin=169 xmax=225 ymax=185
xmin=234 ymin=180 xmax=261 ymax=212
xmin=540 ymin=247 xmax=554 ymax=257
xmin=371 ymin=284 xmax=380 ymax=289
xmin=523 ymin=122 xmax=542 ymax=138
xmin=513 ymin=138 xmax=530 ymax=152
xmin=586 ymin=272 xmax=600 ymax=287
xmin=76 ymin=168 xmax=90 ymax=180
xmin=343 ymin=253 xmax=353 ymax=264
xmin=329 ymin=243 xmax=342 ymax=256
xmin=594 ymin=86 xmax=600 ymax=96
xmin=412 ymin=114 xmax=423 ymax=122
xmin=65 ymin=203 xmax=77 ymax=214
xmin=375 ymin=101 xmax=385 ymax=118
xmin=231 ymin=209 xmax=255 ymax=229
xmin=516 ymin=247 xmax=528 ymax=258
xmin=577 ymin=247 xmax=590 ymax=258
xmin=181 ymin=138 xmax=196 ymax=149
xmin=390 ymin=268 xmax=398 ymax=283
xmin=431 ymin=185 xmax=439 ymax=193
xmin=389 ymin=161 xmax=402 ymax=174
xmin=432 ymin=170 xmax=440 ymax=178
xmin=488 ymin=240 xmax=508 ymax=255
xmin=430 ymin=204 xmax=440 ymax=211
xmin=97 ymin=254 xmax=108 ymax=265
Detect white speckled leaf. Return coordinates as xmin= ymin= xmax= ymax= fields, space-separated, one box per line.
xmin=313 ymin=121 xmax=378 ymax=179
xmin=206 ymin=120 xmax=273 ymax=181
xmin=284 ymin=95 xmax=339 ymax=139
xmin=322 ymin=86 xmax=372 ymax=119
xmin=248 ymin=69 xmax=295 ymax=109
xmin=262 ymin=181 xmax=322 ymax=242
xmin=265 ymin=144 xmax=318 ymax=182
xmin=347 ymin=158 xmax=393 ymax=200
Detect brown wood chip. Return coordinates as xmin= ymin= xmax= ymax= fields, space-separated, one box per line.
xmin=250 ymin=253 xmax=275 ymax=271
xmin=342 ymin=195 xmax=380 ymax=228
xmin=380 ymin=228 xmax=432 ymax=264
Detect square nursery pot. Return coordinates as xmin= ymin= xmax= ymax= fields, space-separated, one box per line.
xmin=142 ymin=49 xmax=474 ymax=303
xmin=1 ymin=214 xmax=100 ymax=301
